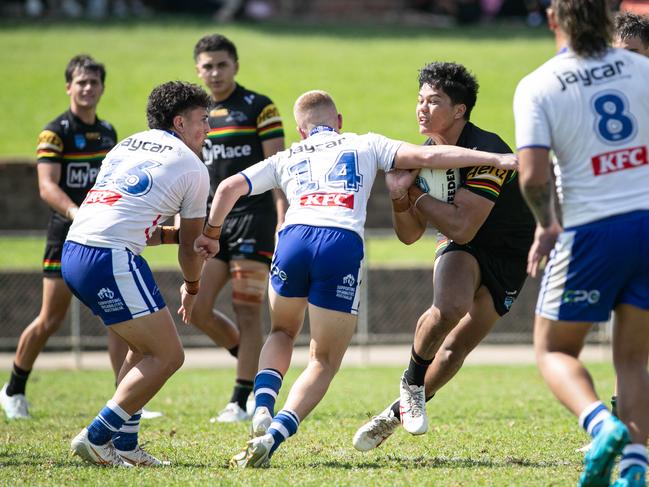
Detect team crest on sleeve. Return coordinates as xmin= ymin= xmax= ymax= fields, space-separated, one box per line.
xmin=37 ymin=130 xmax=64 ymax=152
xmin=74 ymin=134 xmax=87 ymax=150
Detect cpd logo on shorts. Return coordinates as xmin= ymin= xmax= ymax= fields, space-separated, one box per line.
xmin=562 ymin=289 xmax=600 ymax=305
xmin=342 ymin=274 xmax=356 ymax=287
xmin=97 ymin=287 xmax=115 ymax=300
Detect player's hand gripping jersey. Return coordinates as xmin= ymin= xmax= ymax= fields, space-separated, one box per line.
xmin=66 ymin=129 xmax=209 ymax=254
xmin=240 ymin=129 xmax=401 ymax=239
xmin=514 ymin=47 xmax=649 ymax=227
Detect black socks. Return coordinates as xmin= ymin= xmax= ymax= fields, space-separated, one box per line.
xmin=6 ymin=363 xmax=31 ymax=396
xmin=403 ymin=346 xmax=433 ymax=387
xmin=230 ymin=378 xmax=254 ymax=410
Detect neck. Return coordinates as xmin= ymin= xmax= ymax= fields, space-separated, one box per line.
xmin=211 ymin=83 xmax=237 ymax=103
xmin=555 ymin=29 xmax=569 ymax=53
xmin=433 ymin=120 xmax=466 ymax=146
xmin=70 ymin=104 xmax=97 ymax=125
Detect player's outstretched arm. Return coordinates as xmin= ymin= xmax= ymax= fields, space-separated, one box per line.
xmin=394 ymin=142 xmax=518 ymax=171
xmin=193 ymin=174 xmax=251 ymax=259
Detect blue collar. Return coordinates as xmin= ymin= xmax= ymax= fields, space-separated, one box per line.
xmin=309 ymin=125 xmax=336 ymax=137
xmin=165 ymin=129 xmax=181 ymax=139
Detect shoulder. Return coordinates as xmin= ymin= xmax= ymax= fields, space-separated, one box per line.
xmin=42 ymin=111 xmax=72 ymax=135
xmin=463 ymin=123 xmax=511 ymax=153
xmin=97 ymin=117 xmax=116 ymax=135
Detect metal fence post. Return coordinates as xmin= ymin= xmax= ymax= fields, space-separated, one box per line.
xmin=70 ymin=297 xmax=82 ymax=369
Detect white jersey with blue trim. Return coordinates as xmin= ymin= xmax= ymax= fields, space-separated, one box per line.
xmin=514 ymin=47 xmax=649 ymax=227
xmin=66 ymin=129 xmax=209 ymax=254
xmin=241 ymin=129 xmax=401 ymax=239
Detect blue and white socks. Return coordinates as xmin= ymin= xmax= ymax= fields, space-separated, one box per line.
xmin=254 ymin=368 xmax=283 ymax=415
xmin=86 ymin=399 xmax=130 ymax=446
xmin=579 ymin=401 xmax=611 ymax=439
xmin=112 ymin=409 xmax=142 ymax=452
xmin=619 ymin=444 xmax=648 ymax=478
xmin=267 ymin=409 xmax=300 ymax=456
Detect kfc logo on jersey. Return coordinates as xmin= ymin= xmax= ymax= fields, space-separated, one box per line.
xmin=299 ymin=193 xmax=354 ymax=209
xmin=591 ymin=146 xmax=648 ymax=175
xmin=67 ymin=162 xmax=100 ymax=188
xmin=84 ymin=189 xmax=122 ymax=205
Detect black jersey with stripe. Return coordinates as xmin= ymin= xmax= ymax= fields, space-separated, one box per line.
xmin=202 ymin=84 xmax=284 ymax=215
xmin=36 ymin=110 xmax=117 ymax=226
xmin=429 ymin=122 xmax=534 ymax=254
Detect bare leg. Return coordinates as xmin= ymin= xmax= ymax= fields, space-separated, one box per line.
xmin=14 ymin=278 xmax=71 ymax=370
xmin=258 ymin=287 xmax=307 ymax=376
xmin=282 ymin=303 xmax=357 ymax=420
xmin=108 ymin=308 xmax=184 ymax=415
xmin=612 ymin=304 xmax=649 ymax=444
xmin=534 ymin=316 xmax=596 ymax=415
xmin=425 ymin=285 xmax=500 ymax=396
xmin=413 ymin=251 xmax=480 ymax=359
xmin=190 ymin=259 xmax=239 ymax=349
xmin=107 ymin=328 xmax=128 ymax=382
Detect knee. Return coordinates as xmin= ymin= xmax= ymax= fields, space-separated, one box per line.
xmin=160 ymin=347 xmax=185 ymax=376
xmin=270 ymin=326 xmax=299 ymax=342
xmin=232 ymin=301 xmax=262 ymax=326
xmin=429 ymin=304 xmax=466 ymax=333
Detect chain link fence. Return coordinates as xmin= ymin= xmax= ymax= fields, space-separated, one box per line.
xmin=0 ymin=252 xmax=611 ymax=353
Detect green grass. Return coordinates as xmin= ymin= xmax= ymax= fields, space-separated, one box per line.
xmin=0 ymin=20 xmax=554 ymax=158
xmin=0 ymin=234 xmax=437 ymax=270
xmin=0 ymin=364 xmax=615 ymax=485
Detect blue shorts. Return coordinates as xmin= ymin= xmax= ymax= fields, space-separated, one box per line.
xmin=270 ymin=225 xmax=364 ymax=315
xmin=61 ymin=241 xmax=166 ymax=325
xmin=537 ymin=210 xmax=649 ymax=322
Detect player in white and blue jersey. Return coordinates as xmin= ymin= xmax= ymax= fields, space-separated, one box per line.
xmin=193 ymin=89 xmax=518 ymax=468
xmin=514 ymin=1 xmax=649 ymax=486
xmin=63 ymin=81 xmax=211 ymax=467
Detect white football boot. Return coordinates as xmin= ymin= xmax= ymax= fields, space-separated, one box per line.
xmin=70 ymin=428 xmax=132 ymax=467
xmin=399 ymin=373 xmax=428 ymax=435
xmin=117 ymin=445 xmax=170 ymax=466
xmin=230 ymin=434 xmax=274 ymax=469
xmin=0 ymin=383 xmax=30 ymax=420
xmin=353 ymin=400 xmax=401 ymax=451
xmin=211 ymin=402 xmax=250 ymax=423
xmin=250 ymin=406 xmax=273 ymax=438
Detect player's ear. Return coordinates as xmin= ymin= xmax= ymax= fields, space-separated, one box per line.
xmin=172 ymin=114 xmax=184 ymax=133
xmin=65 ymin=82 xmax=72 ymax=96
xmin=546 ymin=7 xmax=557 ymax=31
xmin=454 ymin=104 xmax=466 ymax=120
xmin=296 ymin=126 xmax=307 ymax=139
xmin=337 ymin=113 xmax=343 ymax=130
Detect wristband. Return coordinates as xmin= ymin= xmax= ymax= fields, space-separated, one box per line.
xmin=391 ymin=193 xmax=410 ymax=213
xmin=65 ymin=206 xmax=79 ymax=220
xmin=184 ymin=279 xmax=200 ymax=295
xmin=160 ymin=226 xmax=180 ymax=244
xmin=203 ymin=221 xmax=222 ymax=240
xmin=414 ymin=192 xmax=429 ymax=210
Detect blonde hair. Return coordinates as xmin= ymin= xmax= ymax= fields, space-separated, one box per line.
xmin=293 ymin=90 xmax=338 ymax=131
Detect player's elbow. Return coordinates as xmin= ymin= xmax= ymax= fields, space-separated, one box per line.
xmin=396 ymin=229 xmax=423 ymax=245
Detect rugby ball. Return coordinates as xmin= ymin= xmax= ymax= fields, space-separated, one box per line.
xmin=415 ymin=168 xmax=460 ymax=204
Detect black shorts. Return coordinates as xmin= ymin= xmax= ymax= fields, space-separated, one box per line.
xmin=438 ymin=240 xmax=528 ymax=316
xmin=215 ymin=210 xmax=277 ymax=266
xmin=43 ymin=214 xmax=72 ymax=278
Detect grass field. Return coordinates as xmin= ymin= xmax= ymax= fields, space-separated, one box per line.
xmin=0 ymin=364 xmax=617 ymax=486
xmin=0 ymin=20 xmax=554 ymax=158
xmin=0 ymin=234 xmax=438 ymax=270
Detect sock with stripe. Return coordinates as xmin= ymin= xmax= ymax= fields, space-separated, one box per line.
xmin=254 ymin=368 xmax=283 ymax=416
xmin=267 ymin=409 xmax=300 ymax=456
xmin=112 ymin=409 xmax=141 ymax=451
xmin=86 ymin=399 xmax=131 ymax=446
xmin=403 ymin=346 xmax=433 ymax=387
xmin=230 ymin=379 xmax=253 ymax=410
xmin=579 ymin=401 xmax=611 ymax=439
xmin=619 ymin=444 xmax=648 ymax=477
xmin=6 ymin=363 xmax=31 ymax=396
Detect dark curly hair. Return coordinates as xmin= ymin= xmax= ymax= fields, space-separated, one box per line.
xmin=146 ymin=81 xmax=211 ymax=130
xmin=193 ymin=33 xmax=238 ymax=61
xmin=615 ymin=11 xmax=649 ymax=49
xmin=418 ymin=62 xmax=479 ymax=121
xmin=551 ymin=0 xmax=611 ymax=58
xmin=65 ymin=54 xmax=106 ymax=84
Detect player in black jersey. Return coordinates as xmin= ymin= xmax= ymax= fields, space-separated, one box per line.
xmin=0 ymin=55 xmax=122 ymax=420
xmin=353 ymin=62 xmax=535 ymax=449
xmin=192 ymin=34 xmax=288 ymax=422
